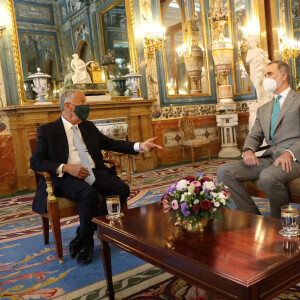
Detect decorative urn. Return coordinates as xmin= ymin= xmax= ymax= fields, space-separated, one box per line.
xmin=112 ymin=77 xmax=128 ymax=96
xmin=28 ymin=68 xmax=51 ymax=103
xmin=125 ymin=72 xmax=142 ymax=99
xmin=211 ymin=39 xmax=234 ymax=85
xmin=183 ymin=45 xmax=204 ymax=94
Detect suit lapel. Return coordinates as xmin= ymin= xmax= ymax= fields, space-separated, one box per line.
xmin=78 ymin=122 xmax=93 ymax=153
xmin=264 ymin=100 xmax=274 ymax=140
xmin=54 ymin=118 xmax=69 ymax=161
xmin=274 ymin=89 xmax=296 ymax=132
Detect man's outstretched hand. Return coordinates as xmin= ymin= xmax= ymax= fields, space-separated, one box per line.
xmin=140 ymin=137 xmax=163 ymax=152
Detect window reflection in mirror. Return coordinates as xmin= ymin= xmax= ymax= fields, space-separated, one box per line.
xmin=162 ymin=0 xmax=210 ymax=96
xmin=100 ymin=1 xmax=130 ymax=78
xmin=232 ymin=0 xmax=252 ymax=95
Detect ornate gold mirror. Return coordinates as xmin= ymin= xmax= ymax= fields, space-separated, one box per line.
xmin=232 ymin=0 xmax=252 ymax=95
xmin=99 ymin=0 xmax=131 ymax=78
xmin=5 ymin=0 xmax=137 ymax=104
xmin=161 ymin=0 xmax=210 ymax=96
xmin=291 ymin=0 xmax=300 ymax=89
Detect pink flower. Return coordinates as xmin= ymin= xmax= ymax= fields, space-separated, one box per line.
xmin=200 ymin=199 xmax=211 ymax=210
xmin=222 ymin=189 xmax=230 ymax=198
xmin=161 ymin=194 xmax=167 ymax=201
xmin=193 ymin=204 xmax=199 ymax=212
xmin=190 ymin=181 xmax=201 ymax=187
xmin=172 ymin=200 xmax=179 ymax=210
xmin=162 ymin=199 xmax=171 ymax=213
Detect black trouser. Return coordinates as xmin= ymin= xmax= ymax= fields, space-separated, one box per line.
xmin=53 ymin=169 xmax=129 ymax=245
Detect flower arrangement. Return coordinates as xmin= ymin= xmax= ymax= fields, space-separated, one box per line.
xmin=161 ymin=172 xmax=232 ymax=228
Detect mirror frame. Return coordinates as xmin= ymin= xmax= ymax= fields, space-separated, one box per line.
xmin=6 ymin=0 xmax=139 ymax=105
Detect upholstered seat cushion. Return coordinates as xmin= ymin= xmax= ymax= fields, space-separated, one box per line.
xmin=244 ymin=177 xmax=300 ymax=199
xmin=57 ymin=197 xmax=78 ymax=210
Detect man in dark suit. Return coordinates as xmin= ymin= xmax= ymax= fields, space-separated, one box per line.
xmin=30 ymin=89 xmax=162 ymax=264
xmin=217 ymin=61 xmax=300 ymax=218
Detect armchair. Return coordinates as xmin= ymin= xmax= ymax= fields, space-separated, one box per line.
xmin=178 ymin=116 xmax=210 ymax=163
xmin=243 ymin=146 xmax=300 ymax=204
xmin=30 ymin=139 xmax=122 ymax=263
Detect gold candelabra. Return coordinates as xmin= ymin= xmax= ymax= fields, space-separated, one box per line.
xmin=144 ymin=26 xmax=166 ymax=58
xmin=283 ymin=46 xmax=300 ymax=63
xmin=0 ymin=25 xmax=6 ymax=39
xmin=278 ymin=33 xmax=300 ymax=63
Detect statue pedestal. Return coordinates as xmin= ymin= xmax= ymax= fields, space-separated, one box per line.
xmin=216 ymin=114 xmax=241 ymax=158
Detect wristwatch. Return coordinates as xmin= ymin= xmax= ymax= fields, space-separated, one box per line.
xmin=243 ymin=147 xmax=253 ymax=153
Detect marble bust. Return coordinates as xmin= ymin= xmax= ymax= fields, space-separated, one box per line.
xmin=71 ymin=54 xmax=92 ymax=84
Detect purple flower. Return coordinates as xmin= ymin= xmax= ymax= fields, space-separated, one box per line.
xmin=209 ymin=194 xmax=214 ymax=198
xmin=181 ymin=202 xmax=190 ymax=217
xmin=197 ymin=172 xmax=203 ymax=178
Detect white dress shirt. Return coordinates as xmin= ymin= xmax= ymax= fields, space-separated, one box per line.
xmin=56 ymin=116 xmax=142 ymax=176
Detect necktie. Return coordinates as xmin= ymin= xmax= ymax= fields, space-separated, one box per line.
xmin=72 ymin=125 xmax=96 ymax=185
xmin=270 ymin=95 xmax=282 ymax=140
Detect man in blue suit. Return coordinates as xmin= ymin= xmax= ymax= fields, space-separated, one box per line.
xmin=30 ymin=89 xmax=162 ymax=264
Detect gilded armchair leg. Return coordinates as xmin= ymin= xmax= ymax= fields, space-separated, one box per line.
xmin=124 ymin=155 xmax=131 ymax=183
xmin=41 ymin=216 xmax=50 ymax=244
xmin=48 ymin=202 xmax=64 ymax=261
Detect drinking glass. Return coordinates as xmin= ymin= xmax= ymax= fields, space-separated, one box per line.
xmin=106 ymin=195 xmax=123 ymax=220
xmin=280 ymin=205 xmax=300 ymax=236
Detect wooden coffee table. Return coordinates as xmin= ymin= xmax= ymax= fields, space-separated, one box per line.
xmin=93 ymin=202 xmax=300 ymax=300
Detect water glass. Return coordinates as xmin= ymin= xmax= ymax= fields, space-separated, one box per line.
xmin=281 ymin=205 xmax=299 ymax=236
xmin=106 ymin=195 xmax=121 ymax=220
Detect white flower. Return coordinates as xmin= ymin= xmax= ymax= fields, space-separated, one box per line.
xmin=214 ymin=201 xmax=220 ymax=207
xmin=218 ymin=192 xmax=226 ymax=199
xmin=176 ymin=179 xmax=189 ymax=191
xmin=213 ymin=208 xmax=217 ymax=212
xmin=193 ymin=199 xmax=199 ymax=205
xmin=202 ymin=181 xmax=216 ymax=191
xmin=180 ymin=194 xmax=185 ymax=202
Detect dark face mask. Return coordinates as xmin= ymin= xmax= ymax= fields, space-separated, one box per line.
xmin=73 ymin=104 xmax=90 ymax=121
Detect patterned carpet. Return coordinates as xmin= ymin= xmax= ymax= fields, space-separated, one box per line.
xmin=0 ymin=158 xmax=299 ymax=299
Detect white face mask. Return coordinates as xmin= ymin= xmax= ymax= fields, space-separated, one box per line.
xmin=263 ymin=74 xmax=283 ymax=93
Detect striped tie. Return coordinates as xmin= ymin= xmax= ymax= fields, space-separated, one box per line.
xmin=270 ymin=95 xmax=282 ymax=140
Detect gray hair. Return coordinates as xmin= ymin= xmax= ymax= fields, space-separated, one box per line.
xmin=59 ymin=89 xmax=78 ymax=111
xmin=268 ymin=61 xmax=291 ymax=84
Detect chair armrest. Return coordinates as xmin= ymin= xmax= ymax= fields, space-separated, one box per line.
xmin=103 ymin=159 xmax=121 ymax=169
xmin=104 ymin=159 xmax=122 ymax=178
xmin=256 ymin=145 xmax=270 ymax=152
xmin=35 ymin=171 xmax=58 ymax=203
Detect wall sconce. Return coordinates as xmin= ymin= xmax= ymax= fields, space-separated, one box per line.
xmin=0 ymin=25 xmax=6 ymax=39
xmin=278 ymin=32 xmax=300 ymax=62
xmin=144 ymin=24 xmax=166 ymax=58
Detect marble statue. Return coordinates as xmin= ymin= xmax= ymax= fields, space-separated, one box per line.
xmin=63 ymin=57 xmax=74 ymax=86
xmin=71 ymin=54 xmax=92 ymax=84
xmin=246 ymin=35 xmax=272 ymax=105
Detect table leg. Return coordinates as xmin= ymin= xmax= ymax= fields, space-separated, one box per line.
xmin=100 ymin=240 xmax=114 ymax=300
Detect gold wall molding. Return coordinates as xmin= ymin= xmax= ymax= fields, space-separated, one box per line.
xmin=6 ymin=0 xmax=26 ymax=105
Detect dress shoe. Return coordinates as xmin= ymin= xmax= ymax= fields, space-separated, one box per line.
xmin=77 ymin=244 xmax=94 ymax=265
xmin=69 ymin=236 xmax=83 ymax=258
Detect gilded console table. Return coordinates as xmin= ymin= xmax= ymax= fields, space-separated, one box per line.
xmin=2 ymin=99 xmax=157 ymax=193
